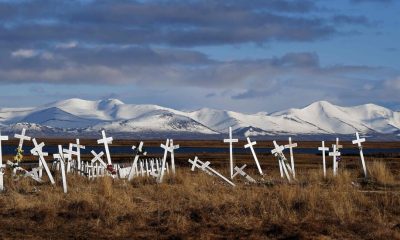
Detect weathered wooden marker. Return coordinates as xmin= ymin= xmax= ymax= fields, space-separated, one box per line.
xmin=53 ymin=145 xmax=68 ymax=193
xmin=284 ymin=137 xmax=298 ymax=178
xmin=97 ymin=130 xmax=115 ymax=174
xmin=189 ymin=156 xmax=235 ymax=186
xmin=271 ymin=141 xmax=292 ymax=182
xmin=232 ymin=164 xmax=256 ymax=183
xmin=71 ymin=139 xmax=85 ymax=175
xmin=329 ymin=145 xmax=341 ymax=176
xmin=128 ymin=141 xmax=146 ymax=180
xmin=14 ymin=128 xmax=31 ymax=165
xmin=157 ymin=139 xmax=171 ymax=183
xmin=318 ymin=141 xmax=329 ymax=178
xmin=0 ymin=132 xmax=8 ymax=191
xmin=168 ymin=139 xmax=179 ymax=175
xmin=352 ymin=132 xmax=367 ymax=178
xmin=223 ymin=127 xmax=238 ymax=179
xmin=244 ymin=137 xmax=263 ymax=175
xmin=31 ymin=138 xmax=55 ymax=184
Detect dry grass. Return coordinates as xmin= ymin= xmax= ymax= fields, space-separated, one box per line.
xmin=0 ymin=162 xmax=399 ymax=239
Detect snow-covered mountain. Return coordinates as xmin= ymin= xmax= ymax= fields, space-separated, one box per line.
xmin=0 ymin=98 xmax=399 ymax=139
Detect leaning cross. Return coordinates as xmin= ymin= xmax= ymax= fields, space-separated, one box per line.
xmin=232 ymin=164 xmax=256 ymax=183
xmin=97 ymin=130 xmax=113 ymax=166
xmin=189 ymin=156 xmax=235 ymax=186
xmin=352 ymin=132 xmax=367 ymax=178
xmin=284 ymin=137 xmax=298 ymax=178
xmin=223 ymin=127 xmax=238 ymax=179
xmin=53 ymin=145 xmax=68 ymax=193
xmin=157 ymin=139 xmax=171 ymax=183
xmin=31 ymin=138 xmax=55 ymax=184
xmin=14 ymin=128 xmax=31 ymax=150
xmin=244 ymin=137 xmax=263 ymax=175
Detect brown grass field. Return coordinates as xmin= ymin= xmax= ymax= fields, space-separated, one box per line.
xmin=0 ymin=140 xmax=400 ymax=239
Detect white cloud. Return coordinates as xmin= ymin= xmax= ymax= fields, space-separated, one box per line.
xmin=11 ymin=49 xmax=38 ymax=58
xmin=56 ymin=41 xmax=78 ymax=49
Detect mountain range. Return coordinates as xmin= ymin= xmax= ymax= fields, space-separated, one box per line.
xmin=0 ymin=98 xmax=399 ymax=139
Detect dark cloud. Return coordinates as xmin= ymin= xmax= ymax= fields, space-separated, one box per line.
xmin=0 ymin=0 xmax=373 ymax=47
xmin=332 ymin=15 xmax=371 ymax=26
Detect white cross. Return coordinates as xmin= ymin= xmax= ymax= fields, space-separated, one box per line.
xmin=168 ymin=139 xmax=179 ymax=175
xmin=189 ymin=156 xmax=235 ymax=186
xmin=352 ymin=132 xmax=367 ymax=178
xmin=271 ymin=141 xmax=292 ymax=182
xmin=318 ymin=141 xmax=329 ymax=178
xmin=232 ymin=164 xmax=256 ymax=183
xmin=329 ymin=145 xmax=341 ymax=176
xmin=244 ymin=137 xmax=263 ymax=175
xmin=128 ymin=142 xmax=146 ymax=181
xmin=31 ymin=138 xmax=55 ymax=184
xmin=332 ymin=137 xmax=343 ymax=150
xmin=284 ymin=137 xmax=298 ymax=178
xmin=132 ymin=141 xmax=147 ymax=155
xmin=0 ymin=131 xmax=8 ymax=191
xmin=97 ymin=130 xmax=113 ymax=165
xmin=157 ymin=139 xmax=171 ymax=183
xmin=53 ymin=145 xmax=68 ymax=193
xmin=71 ymin=139 xmax=85 ymax=174
xmin=91 ymin=150 xmax=107 ymax=168
xmin=223 ymin=127 xmax=238 ymax=179
xmin=14 ymin=128 xmax=31 ymax=150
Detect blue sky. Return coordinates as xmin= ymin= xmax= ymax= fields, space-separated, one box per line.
xmin=0 ymin=0 xmax=399 ymax=112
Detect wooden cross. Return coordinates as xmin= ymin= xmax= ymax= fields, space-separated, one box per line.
xmin=284 ymin=137 xmax=298 ymax=178
xmin=189 ymin=156 xmax=235 ymax=186
xmin=168 ymin=139 xmax=179 ymax=175
xmin=14 ymin=128 xmax=31 ymax=150
xmin=318 ymin=141 xmax=329 ymax=178
xmin=30 ymin=138 xmax=55 ymax=184
xmin=63 ymin=143 xmax=75 ymax=173
xmin=271 ymin=141 xmax=292 ymax=182
xmin=244 ymin=137 xmax=263 ymax=175
xmin=0 ymin=131 xmax=8 ymax=191
xmin=232 ymin=164 xmax=256 ymax=183
xmin=352 ymin=132 xmax=367 ymax=178
xmin=223 ymin=127 xmax=238 ymax=179
xmin=97 ymin=130 xmax=113 ymax=165
xmin=128 ymin=142 xmax=146 ymax=181
xmin=90 ymin=150 xmax=107 ymax=169
xmin=53 ymin=145 xmax=68 ymax=193
xmin=71 ymin=139 xmax=85 ymax=175
xmin=329 ymin=145 xmax=341 ymax=176
xmin=157 ymin=139 xmax=172 ymax=183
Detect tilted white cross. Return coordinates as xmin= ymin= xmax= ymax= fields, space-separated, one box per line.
xmin=223 ymin=127 xmax=238 ymax=179
xmin=189 ymin=156 xmax=235 ymax=186
xmin=63 ymin=143 xmax=75 ymax=173
xmin=157 ymin=139 xmax=172 ymax=183
xmin=128 ymin=141 xmax=146 ymax=181
xmin=271 ymin=141 xmax=292 ymax=182
xmin=14 ymin=128 xmax=31 ymax=150
xmin=97 ymin=130 xmax=113 ymax=165
xmin=352 ymin=132 xmax=367 ymax=178
xmin=232 ymin=164 xmax=256 ymax=183
xmin=0 ymin=131 xmax=9 ymax=191
xmin=244 ymin=137 xmax=263 ymax=175
xmin=329 ymin=145 xmax=341 ymax=176
xmin=284 ymin=137 xmax=298 ymax=178
xmin=168 ymin=139 xmax=179 ymax=175
xmin=91 ymin=150 xmax=107 ymax=168
xmin=53 ymin=145 xmax=68 ymax=193
xmin=31 ymin=138 xmax=55 ymax=184
xmin=318 ymin=141 xmax=329 ymax=178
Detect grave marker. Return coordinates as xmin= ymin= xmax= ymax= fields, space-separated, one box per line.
xmin=352 ymin=132 xmax=367 ymax=178
xmin=189 ymin=156 xmax=235 ymax=186
xmin=318 ymin=141 xmax=329 ymax=178
xmin=329 ymin=145 xmax=341 ymax=176
xmin=31 ymin=138 xmax=55 ymax=184
xmin=0 ymin=132 xmax=8 ymax=191
xmin=284 ymin=137 xmax=298 ymax=178
xmin=244 ymin=137 xmax=263 ymax=175
xmin=223 ymin=127 xmax=238 ymax=179
xmin=232 ymin=164 xmax=256 ymax=183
